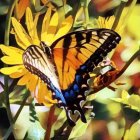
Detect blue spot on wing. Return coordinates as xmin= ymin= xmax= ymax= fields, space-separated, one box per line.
xmin=50 ymin=83 xmax=66 ymax=105
xmin=75 ymin=75 xmax=82 ymax=84
xmin=73 ymin=84 xmax=79 ymax=92
xmin=80 ymin=65 xmax=87 ymax=71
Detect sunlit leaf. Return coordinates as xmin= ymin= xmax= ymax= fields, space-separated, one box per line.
xmin=69 ymin=119 xmax=90 ymax=139
xmin=25 ymin=121 xmax=45 ymax=140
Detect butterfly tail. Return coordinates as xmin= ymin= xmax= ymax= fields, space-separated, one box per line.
xmin=64 ymin=104 xmax=86 ymax=126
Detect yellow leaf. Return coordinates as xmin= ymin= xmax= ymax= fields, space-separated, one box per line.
xmin=128 ymin=95 xmax=140 ymax=111
xmin=122 ymin=90 xmax=129 ymax=100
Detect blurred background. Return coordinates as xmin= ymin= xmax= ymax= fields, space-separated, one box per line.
xmin=0 ymin=0 xmax=140 ymax=140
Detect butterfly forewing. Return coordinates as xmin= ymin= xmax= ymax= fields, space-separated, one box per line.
xmin=51 ymin=29 xmax=120 ymax=90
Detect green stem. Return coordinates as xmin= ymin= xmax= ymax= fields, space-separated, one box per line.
xmin=83 ymin=0 xmax=90 ymax=29
xmin=13 ymin=90 xmax=30 ymax=122
xmin=3 ymin=90 xmax=30 ymax=139
xmin=4 ymin=0 xmax=18 ymax=124
xmin=111 ymin=1 xmax=126 ymax=30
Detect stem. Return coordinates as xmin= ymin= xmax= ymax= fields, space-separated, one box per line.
xmin=52 ymin=120 xmax=73 ymax=140
xmin=45 ymin=105 xmax=55 ymax=140
xmin=111 ymin=1 xmax=126 ymax=30
xmin=3 ymin=90 xmax=30 ymax=139
xmin=13 ymin=90 xmax=30 ymax=122
xmin=0 ymin=80 xmax=4 ymax=89
xmin=4 ymin=0 xmax=18 ymax=125
xmin=84 ymin=0 xmax=89 ymax=28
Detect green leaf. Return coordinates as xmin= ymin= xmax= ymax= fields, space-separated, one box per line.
xmin=64 ymin=4 xmax=72 ymax=14
xmin=112 ymin=90 xmax=140 ymax=112
xmin=9 ymin=86 xmax=27 ymax=104
xmin=128 ymin=95 xmax=140 ymax=111
xmin=29 ymin=100 xmax=39 ymax=122
xmin=50 ymin=109 xmax=66 ymax=138
xmin=69 ymin=119 xmax=90 ymax=139
xmin=24 ymin=100 xmax=45 ymax=140
xmin=124 ymin=121 xmax=140 ymax=140
xmin=25 ymin=121 xmax=45 ymax=140
xmin=0 ymin=0 xmax=10 ymax=15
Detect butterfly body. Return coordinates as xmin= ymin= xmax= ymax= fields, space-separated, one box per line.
xmin=23 ymin=28 xmax=121 ymax=125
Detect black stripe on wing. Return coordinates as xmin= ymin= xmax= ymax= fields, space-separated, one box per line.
xmin=60 ymin=29 xmax=121 ymax=125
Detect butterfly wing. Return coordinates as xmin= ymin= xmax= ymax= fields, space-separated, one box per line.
xmin=23 ymin=45 xmax=67 ymax=105
xmin=23 ymin=28 xmax=121 ymax=125
xmin=51 ymin=28 xmax=121 ymax=90
xmin=51 ymin=28 xmax=121 ymax=124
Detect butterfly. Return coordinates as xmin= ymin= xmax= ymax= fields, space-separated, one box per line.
xmin=23 ymin=28 xmax=121 ymax=126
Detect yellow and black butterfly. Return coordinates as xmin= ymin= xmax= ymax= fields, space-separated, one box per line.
xmin=23 ymin=28 xmax=121 ymax=125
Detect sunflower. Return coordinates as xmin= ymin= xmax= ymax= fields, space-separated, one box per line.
xmin=0 ymin=7 xmax=73 ymax=107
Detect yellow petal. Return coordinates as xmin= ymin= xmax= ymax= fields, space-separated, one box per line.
xmin=26 ymin=7 xmax=39 ymax=44
xmin=27 ymin=74 xmax=38 ymax=92
xmin=37 ymin=81 xmax=56 ymax=104
xmin=33 ymin=13 xmax=40 ymax=45
xmin=17 ymin=71 xmax=31 ymax=85
xmin=45 ymin=12 xmax=58 ymax=44
xmin=41 ymin=7 xmax=52 ymax=42
xmin=36 ymin=81 xmax=48 ymax=103
xmin=10 ymin=68 xmax=27 ymax=78
xmin=1 ymin=56 xmax=23 ymax=65
xmin=16 ymin=0 xmax=29 ymax=20
xmin=15 ymin=33 xmax=28 ymax=50
xmin=53 ymin=15 xmax=73 ymax=41
xmin=0 ymin=65 xmax=24 ymax=75
xmin=43 ymin=101 xmax=54 ymax=107
xmin=12 ymin=17 xmax=31 ymax=47
xmin=0 ymin=45 xmax=24 ymax=56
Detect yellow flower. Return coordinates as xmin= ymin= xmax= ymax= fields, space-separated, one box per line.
xmin=96 ymin=16 xmax=122 ymax=34
xmin=0 ymin=7 xmax=73 ymax=107
xmin=96 ymin=1 xmax=136 ymax=35
xmin=97 ymin=16 xmax=115 ymax=29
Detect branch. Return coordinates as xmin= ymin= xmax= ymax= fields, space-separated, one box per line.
xmin=0 ymin=80 xmax=4 ymax=89
xmin=45 ymin=105 xmax=55 ymax=140
xmin=111 ymin=1 xmax=126 ymax=30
